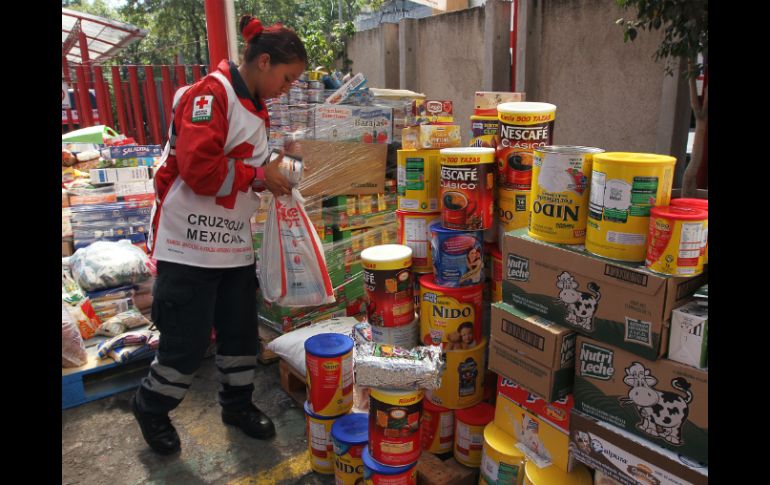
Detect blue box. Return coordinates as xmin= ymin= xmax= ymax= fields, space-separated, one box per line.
xmin=102 ymin=145 xmax=162 ymax=159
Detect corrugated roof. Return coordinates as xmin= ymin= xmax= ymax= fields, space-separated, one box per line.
xmin=62 ymin=7 xmax=148 ymax=65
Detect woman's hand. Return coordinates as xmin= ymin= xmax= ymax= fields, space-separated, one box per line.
xmin=263 ymin=152 xmax=292 ymax=197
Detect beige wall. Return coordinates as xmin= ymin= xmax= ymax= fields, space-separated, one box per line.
xmin=523 ymin=0 xmax=688 ymax=156
xmin=346 ymin=27 xmax=384 ymax=88
xmin=412 ymin=7 xmax=487 ymax=138
xmin=346 ymin=0 xmax=689 ymax=168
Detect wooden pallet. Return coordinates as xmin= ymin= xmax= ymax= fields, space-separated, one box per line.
xmin=417 ymin=452 xmax=479 ymax=485
xmin=278 ymin=359 xmax=306 ymax=405
xmin=62 ymin=342 xmax=155 ymax=410
xmin=258 ymin=322 xmax=281 ymax=365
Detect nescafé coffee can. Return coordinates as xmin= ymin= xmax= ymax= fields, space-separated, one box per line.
xmin=362 ymin=245 xmax=414 ymax=327
xmin=439 ymin=147 xmax=496 ymax=231
xmin=496 ymin=102 xmax=556 ymax=190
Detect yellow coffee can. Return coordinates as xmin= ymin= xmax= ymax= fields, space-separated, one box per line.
xmin=479 ymin=422 xmax=526 ymax=485
xmin=523 ymin=461 xmax=592 ymax=485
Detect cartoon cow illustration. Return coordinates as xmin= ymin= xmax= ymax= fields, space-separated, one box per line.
xmin=556 ymin=271 xmax=601 ymax=331
xmin=619 ymin=362 xmax=693 ymax=445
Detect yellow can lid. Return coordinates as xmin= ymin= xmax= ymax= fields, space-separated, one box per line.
xmin=594 ymin=152 xmax=676 ymax=166
xmin=370 ymin=388 xmax=423 ymax=406
xmin=524 ymin=461 xmax=592 ymax=485
xmin=483 ymin=422 xmax=525 ymax=459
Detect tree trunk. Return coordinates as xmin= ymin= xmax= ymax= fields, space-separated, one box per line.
xmin=681 ymin=59 xmax=708 ymax=197
xmin=683 ymin=116 xmax=707 ymax=197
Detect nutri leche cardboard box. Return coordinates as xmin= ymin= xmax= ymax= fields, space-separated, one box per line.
xmin=501 ymin=228 xmax=707 ymax=360
xmin=573 ymin=335 xmax=708 ymax=465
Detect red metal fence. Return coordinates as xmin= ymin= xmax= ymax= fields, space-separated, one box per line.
xmin=63 ymin=63 xmax=208 ymax=145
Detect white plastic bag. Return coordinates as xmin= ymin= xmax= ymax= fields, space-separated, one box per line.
xmin=266 ymin=317 xmax=360 ymax=376
xmin=258 ymin=188 xmax=334 ymax=307
xmin=62 ymin=303 xmax=88 ymax=368
xmin=69 ymin=240 xmax=154 ymax=292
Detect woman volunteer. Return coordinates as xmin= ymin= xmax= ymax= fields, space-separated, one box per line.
xmin=131 ymin=16 xmax=307 ymax=455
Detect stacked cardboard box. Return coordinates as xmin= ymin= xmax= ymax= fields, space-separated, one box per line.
xmin=497 ymin=226 xmax=709 ymax=470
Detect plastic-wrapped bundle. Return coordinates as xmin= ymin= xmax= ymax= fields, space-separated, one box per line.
xmin=62 ymin=265 xmax=102 ymax=339
xmin=62 ymin=303 xmax=88 ymax=368
xmin=68 ymin=240 xmax=154 ymax=291
xmin=95 ymin=308 xmax=152 ymax=337
xmin=96 ymin=329 xmax=156 ymax=359
xmin=354 ymin=342 xmax=444 ymax=390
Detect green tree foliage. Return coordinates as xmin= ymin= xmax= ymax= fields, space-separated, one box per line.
xmin=65 ymin=0 xmax=382 ymax=71
xmin=615 ymin=0 xmax=707 ymax=79
xmin=615 ymin=0 xmax=708 ymax=196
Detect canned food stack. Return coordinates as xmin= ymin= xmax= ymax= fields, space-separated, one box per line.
xmin=400 ymin=146 xmax=493 ymax=469
xmin=265 ymin=70 xmax=327 ymax=152
xmin=357 ymin=246 xmax=425 ymax=481
xmin=396 ymin=138 xmax=445 ymax=317
xmin=304 ymin=333 xmax=356 ymax=475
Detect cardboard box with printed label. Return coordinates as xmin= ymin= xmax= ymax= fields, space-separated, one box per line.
xmin=668 ymin=302 xmax=708 ymax=369
xmin=496 ymin=376 xmax=574 ymax=434
xmin=574 ymin=335 xmax=708 ymax=465
xmin=474 ymin=92 xmax=526 ymax=116
xmin=313 ymin=104 xmax=393 ymax=144
xmin=570 ymin=410 xmax=708 ymax=485
xmin=502 ymin=228 xmax=707 ymax=360
xmin=90 ymin=167 xmax=153 ymax=185
xmin=401 ymin=125 xmax=462 ymax=150
xmin=298 ymin=141 xmax=387 ymax=196
xmin=489 ymin=302 xmax=576 ymax=402
xmin=101 ymin=145 xmax=162 ymax=159
xmin=494 ymin=389 xmax=571 ymax=472
xmin=114 ymin=180 xmax=154 ymax=197
xmin=416 ymin=100 xmax=454 ymax=124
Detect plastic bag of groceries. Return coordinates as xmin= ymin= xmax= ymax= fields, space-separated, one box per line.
xmin=69 ymin=240 xmax=154 ymax=292
xmin=62 ymin=265 xmax=102 ymax=339
xmin=258 ymin=187 xmax=335 ymax=307
xmin=62 ymin=303 xmax=88 ymax=368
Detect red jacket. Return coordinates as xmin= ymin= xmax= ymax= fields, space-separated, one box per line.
xmin=149 ymin=60 xmax=271 ymax=267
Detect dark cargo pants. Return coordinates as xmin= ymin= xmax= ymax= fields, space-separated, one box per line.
xmin=135 ymin=260 xmax=259 ymax=415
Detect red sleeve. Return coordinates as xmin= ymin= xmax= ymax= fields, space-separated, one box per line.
xmin=173 ymin=80 xmax=257 ymax=200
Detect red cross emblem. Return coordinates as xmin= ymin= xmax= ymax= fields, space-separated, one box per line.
xmin=195 ymin=97 xmax=210 ymax=110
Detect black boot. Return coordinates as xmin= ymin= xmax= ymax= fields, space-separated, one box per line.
xmin=131 ymin=396 xmax=181 ymax=455
xmin=221 ymin=404 xmax=276 ymax=439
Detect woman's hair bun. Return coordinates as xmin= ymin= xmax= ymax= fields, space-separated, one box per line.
xmin=239 ymin=15 xmax=254 ymax=34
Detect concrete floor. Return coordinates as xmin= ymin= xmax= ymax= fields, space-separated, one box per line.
xmin=62 ymin=357 xmax=336 ymax=485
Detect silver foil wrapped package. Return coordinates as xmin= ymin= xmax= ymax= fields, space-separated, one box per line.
xmin=354 ymin=342 xmax=444 ymax=390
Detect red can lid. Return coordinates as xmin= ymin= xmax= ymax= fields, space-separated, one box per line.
xmin=670 ymin=198 xmax=708 ymax=211
xmin=455 ymin=402 xmax=495 ymax=426
xmin=423 ymin=399 xmax=452 ymax=413
xmin=650 ymin=205 xmax=708 ymax=221
xmin=419 ymin=273 xmax=484 ymax=295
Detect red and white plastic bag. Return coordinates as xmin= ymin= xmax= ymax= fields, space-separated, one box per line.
xmin=258 ymin=188 xmax=335 ymax=307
